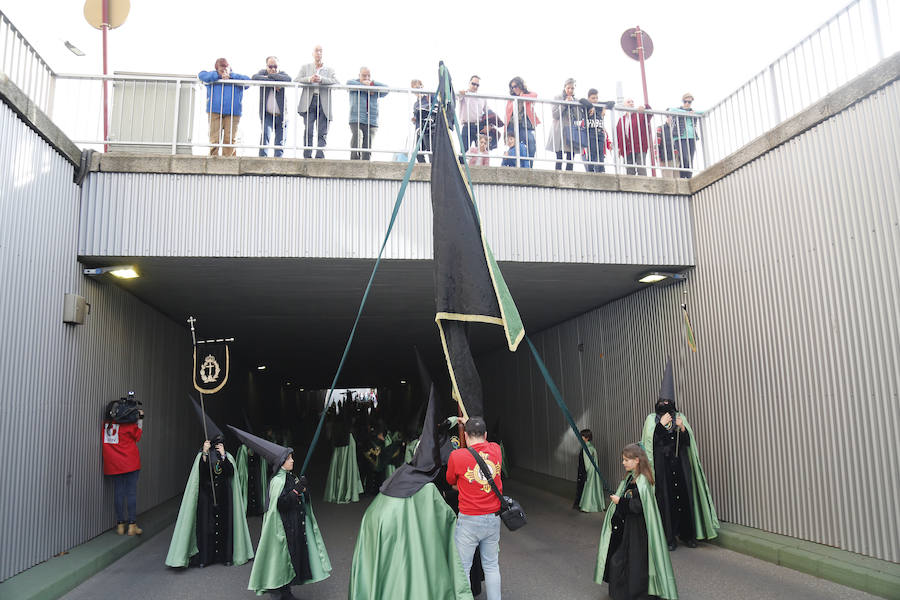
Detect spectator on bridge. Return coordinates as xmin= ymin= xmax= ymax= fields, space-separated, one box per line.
xmin=670 ymin=92 xmax=703 ymax=178
xmin=501 ymin=131 xmax=529 ymax=168
xmin=458 ymin=75 xmax=488 ymax=152
xmin=657 ymin=117 xmax=677 ymax=178
xmin=251 ymin=56 xmax=291 ymax=158
xmin=199 ymin=58 xmax=250 ymax=157
xmin=295 ymin=45 xmax=338 ymax=159
xmin=347 ymin=67 xmax=389 ymax=160
xmin=615 ymin=98 xmax=654 ymax=175
xmin=594 ymin=443 xmax=678 ymax=600
xmin=546 ymin=78 xmax=580 ymax=171
xmin=506 ymin=77 xmax=539 ymax=164
xmin=467 ymin=134 xmax=491 ymax=166
xmin=580 ymin=90 xmax=612 ymax=173
xmin=411 ymin=79 xmax=435 ymax=163
xmin=641 ymin=357 xmax=720 ymax=551
xmin=102 ymin=397 xmax=144 ymax=536
xmin=165 ymin=401 xmax=253 ymax=568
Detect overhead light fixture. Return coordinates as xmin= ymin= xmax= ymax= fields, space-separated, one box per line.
xmin=637 ymin=271 xmax=686 ymax=284
xmin=83 ymin=266 xmax=140 ymax=279
xmin=64 ymin=40 xmax=86 ymax=56
xmin=298 ymin=388 xmax=305 ymax=392
xmin=400 ymin=380 xmax=407 ymax=384
xmin=257 ymin=365 xmax=267 ymax=371
xmin=285 ymin=381 xmax=292 ymax=387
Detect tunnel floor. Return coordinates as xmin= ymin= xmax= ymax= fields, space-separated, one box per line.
xmin=61 ymin=461 xmax=878 ymax=600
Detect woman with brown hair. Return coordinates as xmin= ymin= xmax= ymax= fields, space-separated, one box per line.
xmin=594 ymin=443 xmax=678 ymax=600
xmin=505 ymin=76 xmax=540 ymax=167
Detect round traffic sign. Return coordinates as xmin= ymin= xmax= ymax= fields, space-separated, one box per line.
xmin=84 ymin=0 xmax=130 ymax=30
xmin=620 ymin=27 xmax=654 ymax=61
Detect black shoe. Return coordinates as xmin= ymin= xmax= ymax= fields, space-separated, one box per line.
xmin=667 ymin=542 xmax=677 ymax=551
xmin=685 ymin=539 xmax=698 ymax=548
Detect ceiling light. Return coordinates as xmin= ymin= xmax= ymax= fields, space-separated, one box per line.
xmin=400 ymin=380 xmax=407 ymax=384
xmin=83 ymin=265 xmax=140 ymax=279
xmin=637 ymin=271 xmax=686 ymax=284
xmin=257 ymin=365 xmax=267 ymax=371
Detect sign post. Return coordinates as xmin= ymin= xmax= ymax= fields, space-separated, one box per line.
xmin=620 ymin=27 xmax=658 ymax=176
xmin=83 ymin=0 xmax=130 ymax=152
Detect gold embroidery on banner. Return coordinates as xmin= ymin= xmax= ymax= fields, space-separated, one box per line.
xmin=463 ymin=451 xmax=501 ymax=493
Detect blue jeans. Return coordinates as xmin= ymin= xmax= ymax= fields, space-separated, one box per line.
xmin=259 ymin=113 xmax=285 ymax=157
xmin=112 ymin=470 xmax=139 ymax=523
xmin=516 ymin=126 xmax=535 ymax=168
xmin=456 ymin=513 xmax=501 ymax=600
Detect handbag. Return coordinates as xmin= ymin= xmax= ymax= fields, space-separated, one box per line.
xmin=467 ymin=447 xmax=527 ymax=531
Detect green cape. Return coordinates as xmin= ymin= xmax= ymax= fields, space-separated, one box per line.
xmin=324 ymin=433 xmax=364 ymax=503
xmin=248 ymin=469 xmax=332 ymax=595
xmin=164 ymin=452 xmax=254 ymax=567
xmin=404 ymin=438 xmax=420 ymax=464
xmin=641 ymin=413 xmax=720 ymax=539
xmin=578 ymin=442 xmax=606 ymax=512
xmin=348 ymin=483 xmax=474 ymax=600
xmin=594 ymin=474 xmax=678 ymax=599
xmin=235 ymin=444 xmax=269 ymax=511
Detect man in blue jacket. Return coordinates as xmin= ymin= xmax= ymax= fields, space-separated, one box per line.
xmin=347 ymin=67 xmax=388 ymax=160
xmin=199 ymin=58 xmax=250 ymax=156
xmin=251 ymin=56 xmax=291 ymax=157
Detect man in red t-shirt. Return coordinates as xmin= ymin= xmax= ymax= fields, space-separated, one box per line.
xmin=446 ymin=417 xmax=503 ymax=599
xmin=102 ymin=410 xmax=144 ymax=535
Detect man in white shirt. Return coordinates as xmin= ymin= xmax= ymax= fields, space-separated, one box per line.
xmin=457 ymin=75 xmax=488 ymax=151
xmin=251 ymin=56 xmax=291 ymax=157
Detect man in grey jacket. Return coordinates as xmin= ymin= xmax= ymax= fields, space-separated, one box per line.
xmin=294 ymin=45 xmax=337 ymax=159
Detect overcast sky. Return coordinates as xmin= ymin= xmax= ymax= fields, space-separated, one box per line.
xmin=5 ymin=0 xmax=854 ymax=108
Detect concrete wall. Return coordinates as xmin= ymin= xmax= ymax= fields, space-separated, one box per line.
xmin=480 ymin=73 xmax=900 ymax=562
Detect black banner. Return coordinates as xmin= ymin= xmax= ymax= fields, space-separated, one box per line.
xmin=192 ymin=342 xmax=230 ymax=394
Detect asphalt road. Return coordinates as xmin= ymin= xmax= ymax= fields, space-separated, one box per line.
xmin=62 ymin=469 xmax=878 ymax=600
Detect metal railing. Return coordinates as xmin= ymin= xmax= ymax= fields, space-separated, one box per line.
xmin=702 ymin=0 xmax=899 ymax=164
xmin=0 ymin=9 xmax=56 ymax=115
xmin=46 ymin=73 xmax=707 ymax=177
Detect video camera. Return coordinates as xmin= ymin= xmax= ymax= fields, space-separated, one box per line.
xmin=104 ymin=390 xmax=143 ymax=423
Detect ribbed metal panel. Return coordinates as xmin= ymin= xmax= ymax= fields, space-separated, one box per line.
xmin=481 ymin=80 xmax=900 ymax=562
xmin=78 ymin=175 xmax=694 ymax=267
xmin=0 ymin=102 xmax=197 ymax=581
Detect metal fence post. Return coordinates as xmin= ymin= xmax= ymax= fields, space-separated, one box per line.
xmin=171 ymin=80 xmax=181 ymax=155
xmin=869 ymin=0 xmax=884 ymax=61
xmin=768 ymin=65 xmax=782 ymax=127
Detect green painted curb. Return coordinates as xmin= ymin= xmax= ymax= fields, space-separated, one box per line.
xmin=0 ymin=496 xmax=181 ymax=600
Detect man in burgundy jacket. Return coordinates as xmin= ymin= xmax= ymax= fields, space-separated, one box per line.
xmin=446 ymin=417 xmax=503 ymax=599
xmin=102 ymin=409 xmax=144 ymax=535
xmin=615 ymin=98 xmax=654 ymax=175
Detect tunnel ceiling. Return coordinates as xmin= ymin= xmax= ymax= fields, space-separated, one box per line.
xmin=83 ymin=257 xmax=683 ymax=389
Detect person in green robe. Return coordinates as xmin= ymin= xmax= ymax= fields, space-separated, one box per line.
xmin=323 ymin=400 xmax=363 ymax=503
xmin=595 ymin=443 xmax=678 ymax=600
xmin=641 ymin=357 xmax=720 ymax=550
xmin=576 ymin=429 xmax=606 ymax=512
xmin=349 ymin=384 xmax=473 ymax=600
xmin=227 ymin=425 xmax=331 ymax=599
xmin=165 ymin=401 xmax=253 ymax=568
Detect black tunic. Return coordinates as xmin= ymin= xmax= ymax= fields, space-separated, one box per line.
xmin=653 ymin=420 xmax=696 ymax=544
xmin=574 ymin=450 xmax=587 ymax=507
xmin=196 ymin=453 xmax=234 ymax=566
xmin=277 ymin=473 xmax=312 ymax=584
xmin=246 ymin=450 xmax=264 ymax=516
xmin=605 ymin=479 xmax=649 ymax=600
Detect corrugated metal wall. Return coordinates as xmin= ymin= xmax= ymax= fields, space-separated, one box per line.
xmin=0 ymin=102 xmax=198 ymax=581
xmin=481 ymin=80 xmax=900 ymax=563
xmin=78 ymin=175 xmax=694 ymax=267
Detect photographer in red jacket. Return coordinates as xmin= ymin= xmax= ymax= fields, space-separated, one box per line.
xmin=102 ymin=393 xmax=144 ymax=535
